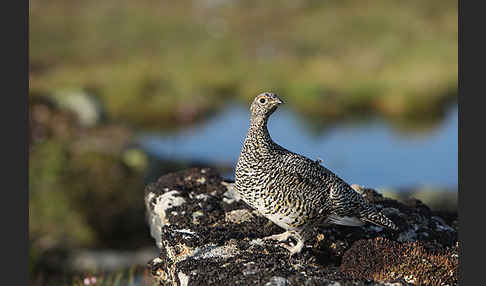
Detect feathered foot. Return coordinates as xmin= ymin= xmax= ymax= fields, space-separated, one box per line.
xmin=264 ymin=230 xmax=304 ymax=255
xmin=264 ymin=231 xmax=292 ymax=242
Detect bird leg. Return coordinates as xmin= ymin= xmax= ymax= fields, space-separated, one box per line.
xmin=264 ymin=230 xmax=305 ymax=255
xmin=279 ymin=237 xmax=304 ymax=255
xmin=263 ymin=231 xmax=292 ymax=242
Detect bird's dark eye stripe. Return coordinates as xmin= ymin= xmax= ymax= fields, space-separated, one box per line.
xmin=259 ymin=98 xmax=266 ymax=103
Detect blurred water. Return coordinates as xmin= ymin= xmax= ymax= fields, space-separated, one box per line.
xmin=137 ymin=104 xmax=457 ymax=191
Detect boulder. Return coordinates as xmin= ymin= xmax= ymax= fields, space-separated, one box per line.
xmin=144 ymin=168 xmax=458 ymax=286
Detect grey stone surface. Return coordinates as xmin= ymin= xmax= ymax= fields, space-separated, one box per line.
xmin=144 ymin=168 xmax=458 ymax=286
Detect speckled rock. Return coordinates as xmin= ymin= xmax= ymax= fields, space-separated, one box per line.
xmin=144 ymin=168 xmax=458 ymax=286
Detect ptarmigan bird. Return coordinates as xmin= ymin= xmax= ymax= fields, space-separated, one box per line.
xmin=234 ymin=92 xmax=398 ymax=255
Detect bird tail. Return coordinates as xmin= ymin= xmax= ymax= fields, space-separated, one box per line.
xmin=360 ymin=208 xmax=399 ymax=231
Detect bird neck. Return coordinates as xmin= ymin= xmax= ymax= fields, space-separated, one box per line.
xmin=247 ymin=116 xmax=273 ymax=148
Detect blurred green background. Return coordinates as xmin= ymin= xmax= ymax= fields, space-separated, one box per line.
xmin=29 ymin=0 xmax=457 ymax=285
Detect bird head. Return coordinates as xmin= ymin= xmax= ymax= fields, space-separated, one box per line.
xmin=250 ymin=92 xmax=284 ymax=120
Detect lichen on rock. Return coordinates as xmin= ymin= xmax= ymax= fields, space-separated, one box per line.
xmin=144 ymin=168 xmax=458 ymax=286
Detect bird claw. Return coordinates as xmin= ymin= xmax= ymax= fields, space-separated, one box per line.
xmin=264 ymin=231 xmax=304 ymax=255
xmin=279 ymin=240 xmax=304 ymax=256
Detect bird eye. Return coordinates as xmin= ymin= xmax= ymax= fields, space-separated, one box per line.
xmin=259 ymin=98 xmax=266 ymax=104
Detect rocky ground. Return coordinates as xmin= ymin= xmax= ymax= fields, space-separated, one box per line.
xmin=144 ymin=168 xmax=458 ymax=286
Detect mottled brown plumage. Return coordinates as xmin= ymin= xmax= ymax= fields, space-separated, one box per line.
xmin=234 ymin=92 xmax=398 ymax=254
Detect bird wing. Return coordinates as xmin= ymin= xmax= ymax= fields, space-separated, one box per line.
xmin=274 ymin=149 xmax=367 ymax=216
xmin=272 ymin=149 xmax=399 ymax=230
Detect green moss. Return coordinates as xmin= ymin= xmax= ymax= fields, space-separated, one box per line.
xmin=29 ymin=140 xmax=95 ymax=249
xmin=29 ymin=133 xmax=148 ymax=253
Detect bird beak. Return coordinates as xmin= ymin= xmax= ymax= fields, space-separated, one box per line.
xmin=275 ymin=97 xmax=284 ymax=105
